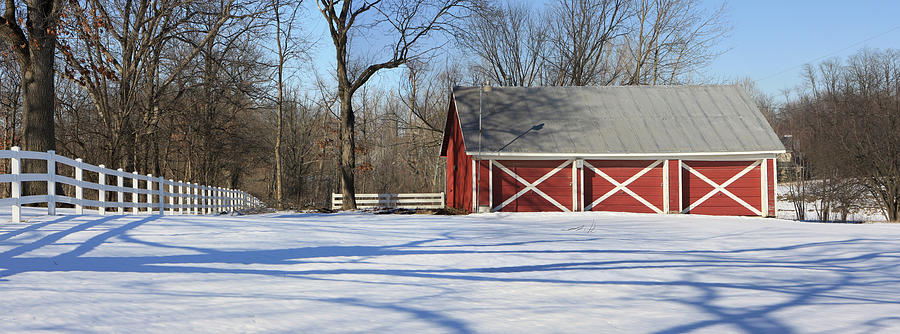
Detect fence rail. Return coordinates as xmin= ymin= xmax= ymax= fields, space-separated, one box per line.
xmin=332 ymin=192 xmax=445 ymax=210
xmin=1 ymin=147 xmax=263 ymax=221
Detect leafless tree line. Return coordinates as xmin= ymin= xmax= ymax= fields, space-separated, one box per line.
xmin=777 ymin=48 xmax=900 ymax=222
xmin=1 ymin=0 xmax=733 ymax=209
xmin=457 ymin=0 xmax=729 ymax=87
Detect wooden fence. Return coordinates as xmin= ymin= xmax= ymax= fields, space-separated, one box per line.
xmin=1 ymin=147 xmax=263 ymax=221
xmin=332 ymin=192 xmax=445 ymax=210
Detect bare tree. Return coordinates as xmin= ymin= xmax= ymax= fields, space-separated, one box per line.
xmin=271 ymin=0 xmax=304 ymax=209
xmin=784 ymin=48 xmax=900 ymax=222
xmin=57 ymin=0 xmax=263 ymax=170
xmin=546 ymin=0 xmax=629 ymax=86
xmin=622 ymin=0 xmax=729 ymax=85
xmin=317 ymin=0 xmax=467 ymax=209
xmin=0 ymin=0 xmax=63 ymax=193
xmin=457 ymin=0 xmax=548 ymax=86
xmin=735 ymin=77 xmax=776 ymax=127
xmin=0 ymin=46 xmax=21 ymax=149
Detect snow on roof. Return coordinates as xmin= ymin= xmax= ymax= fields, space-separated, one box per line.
xmin=452 ymin=85 xmax=785 ymax=155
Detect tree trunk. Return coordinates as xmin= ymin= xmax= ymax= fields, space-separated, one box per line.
xmin=273 ymin=0 xmax=285 ymax=210
xmin=881 ymin=185 xmax=900 ymax=222
xmin=339 ymin=90 xmax=357 ymax=210
xmin=20 ymin=9 xmax=57 ymax=196
xmin=274 ymin=102 xmax=284 ymax=209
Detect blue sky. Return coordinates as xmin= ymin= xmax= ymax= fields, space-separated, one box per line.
xmin=703 ymin=0 xmax=900 ymax=99
xmin=300 ymin=1 xmax=900 ymax=101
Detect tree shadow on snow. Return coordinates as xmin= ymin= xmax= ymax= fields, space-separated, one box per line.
xmin=0 ymin=215 xmax=79 ymax=242
xmin=2 ymin=215 xmax=900 ymax=333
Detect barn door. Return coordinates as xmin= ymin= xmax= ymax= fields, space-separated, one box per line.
xmin=681 ymin=160 xmax=765 ymax=216
xmin=491 ymin=160 xmax=573 ymax=212
xmin=582 ymin=160 xmax=666 ymax=213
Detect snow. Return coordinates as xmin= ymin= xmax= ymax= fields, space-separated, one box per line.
xmin=3 ymin=208 xmax=900 ymax=333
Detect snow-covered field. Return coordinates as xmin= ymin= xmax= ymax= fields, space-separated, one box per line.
xmin=3 ymin=209 xmax=900 ymax=333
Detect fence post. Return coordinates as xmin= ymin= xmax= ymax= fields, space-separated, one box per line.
xmin=195 ymin=183 xmax=201 ymax=214
xmin=146 ymin=174 xmax=153 ymax=214
xmin=217 ymin=187 xmax=221 ymax=213
xmin=225 ymin=189 xmax=230 ymax=213
xmin=132 ymin=171 xmax=139 ymax=214
xmin=200 ymin=186 xmax=206 ymax=214
xmin=168 ymin=179 xmax=175 ymax=215
xmin=11 ymin=147 xmax=20 ymax=222
xmin=46 ymin=150 xmax=56 ymax=215
xmin=157 ymin=177 xmax=165 ymax=215
xmin=178 ymin=181 xmax=185 ymax=214
xmin=98 ymin=165 xmax=106 ymax=215
xmin=193 ymin=183 xmax=199 ymax=214
xmin=186 ymin=182 xmax=193 ymax=214
xmin=206 ymin=187 xmax=211 ymax=214
xmin=224 ymin=188 xmax=229 ymax=213
xmin=228 ymin=189 xmax=234 ymax=213
xmin=116 ymin=169 xmax=124 ymax=214
xmin=440 ymin=192 xmax=445 ymax=208
xmin=75 ymin=158 xmax=83 ymax=215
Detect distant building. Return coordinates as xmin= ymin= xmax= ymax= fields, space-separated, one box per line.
xmin=440 ymin=85 xmax=785 ymax=216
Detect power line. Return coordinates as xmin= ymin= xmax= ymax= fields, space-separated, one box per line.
xmin=757 ymin=24 xmax=900 ymax=82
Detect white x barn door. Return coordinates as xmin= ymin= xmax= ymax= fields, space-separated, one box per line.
xmin=583 ymin=160 xmax=665 ymax=214
xmin=681 ymin=160 xmax=764 ymax=216
xmin=492 ymin=160 xmax=573 ymax=212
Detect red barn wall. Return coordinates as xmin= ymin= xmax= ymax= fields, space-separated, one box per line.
xmin=443 ymin=103 xmax=473 ymax=211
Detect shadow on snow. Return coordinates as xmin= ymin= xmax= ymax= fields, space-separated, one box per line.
xmin=1 ymin=214 xmax=900 ymax=333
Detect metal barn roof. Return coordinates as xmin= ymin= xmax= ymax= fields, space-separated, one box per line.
xmin=452 ymin=85 xmax=785 ymax=155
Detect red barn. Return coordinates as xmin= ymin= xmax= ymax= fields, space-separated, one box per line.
xmin=440 ymin=86 xmax=785 ymax=216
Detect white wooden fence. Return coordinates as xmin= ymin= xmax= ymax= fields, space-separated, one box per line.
xmin=1 ymin=147 xmax=263 ymax=221
xmin=332 ymin=192 xmax=445 ymax=210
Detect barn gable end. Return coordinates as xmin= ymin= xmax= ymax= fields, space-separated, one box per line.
xmin=440 ymin=98 xmax=473 ymax=211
